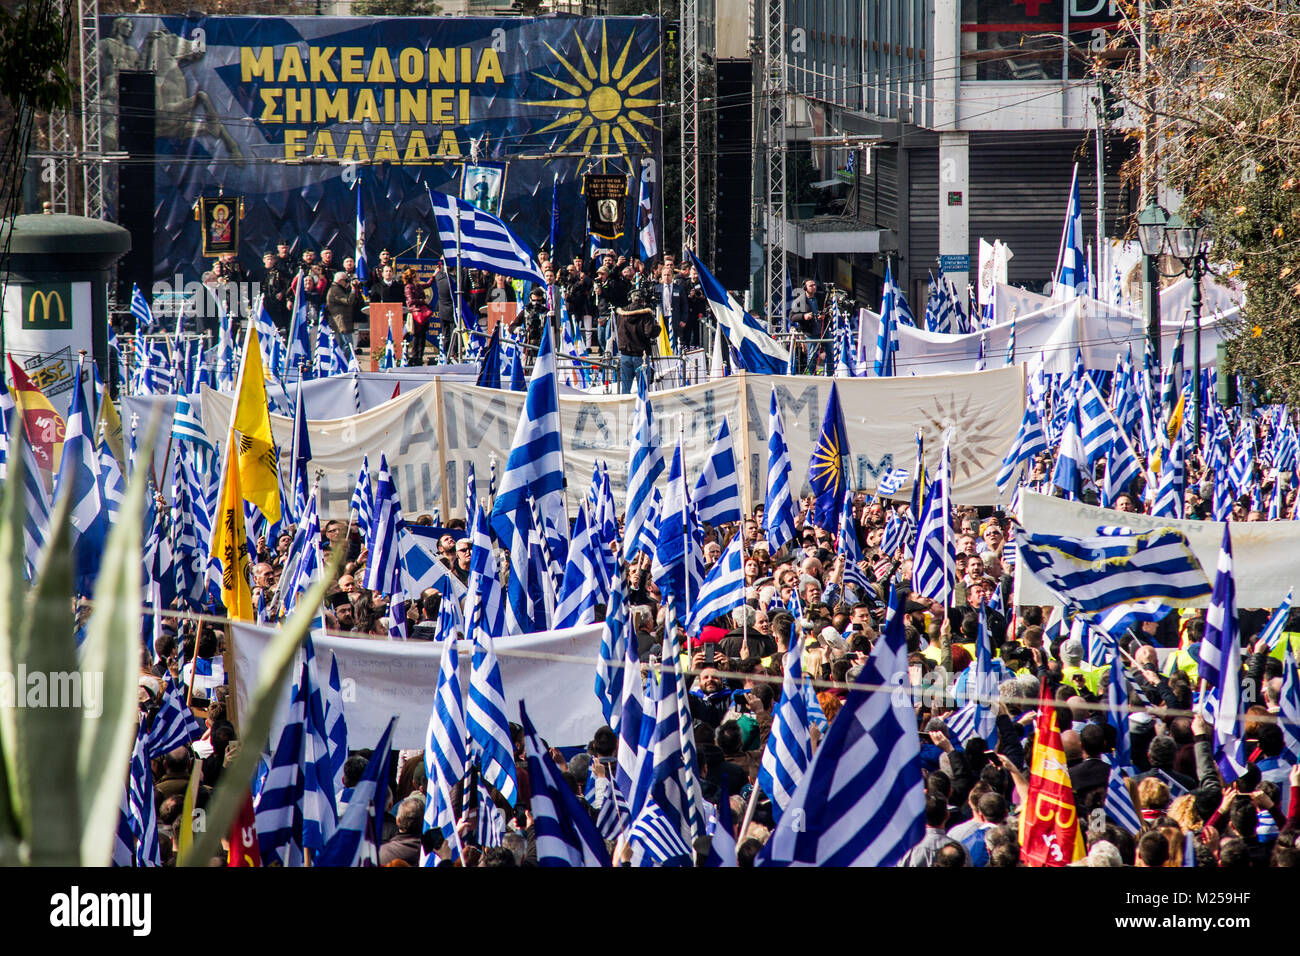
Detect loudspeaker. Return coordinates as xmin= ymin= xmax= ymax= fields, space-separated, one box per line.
xmin=714 ymin=59 xmax=752 ymax=290
xmin=116 ymin=70 xmax=155 ymax=306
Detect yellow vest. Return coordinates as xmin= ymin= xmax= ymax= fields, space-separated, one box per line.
xmin=1062 ymin=662 xmax=1104 ymax=695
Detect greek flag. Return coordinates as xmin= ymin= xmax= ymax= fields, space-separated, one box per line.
xmin=688 ymin=251 xmax=789 ymax=373
xmin=1106 ymin=645 xmax=1132 ymax=769
xmin=1151 ymin=433 xmax=1184 ymax=519
xmin=399 ymin=524 xmax=469 ymax=606
xmin=298 ymin=657 xmax=338 ymax=852
xmin=130 ymin=283 xmax=155 ymax=332
xmin=759 ymin=573 xmax=925 ymax=866
xmin=555 ymin=504 xmax=607 ymax=630
xmin=911 ymin=430 xmax=954 ymax=607
xmin=692 ymin=418 xmax=742 ymax=527
xmin=355 ymin=176 xmax=369 ymax=284
xmin=491 ymin=320 xmax=567 ymax=632
xmin=170 ymin=396 xmax=211 ymax=452
xmin=363 ymin=455 xmax=403 ymax=598
xmin=379 ymin=324 xmax=397 ymax=371
xmin=520 ymin=701 xmax=610 ymax=866
xmin=1018 ymin=527 xmax=1210 ymax=614
xmin=1258 ymin=588 xmax=1293 ymax=651
xmin=763 ymin=385 xmax=797 ymax=553
xmin=879 ymin=505 xmax=913 ymax=559
xmin=428 ymin=188 xmax=545 ymax=284
xmin=113 ymin=723 xmax=160 ymax=867
xmin=1055 ymin=163 xmax=1089 ymax=299
xmin=651 ymin=439 xmax=689 ymax=603
xmin=874 ymin=295 xmax=897 ymax=377
xmin=757 ymin=643 xmax=812 ymax=821
xmin=464 ymin=496 xmax=506 ymax=641
xmin=350 ymin=456 xmax=374 ymax=546
xmin=1200 ymin=523 xmax=1249 ymax=780
xmin=703 ymin=775 xmax=738 ymax=867
xmin=316 ymin=717 xmax=396 ymax=867
xmin=615 ymin=594 xmax=651 ymax=803
xmin=627 ymin=800 xmax=694 ymax=867
xmin=637 ymin=162 xmax=658 ymax=259
xmin=595 ymin=571 xmax=628 ymax=729
xmin=1104 ymin=769 xmax=1142 ymax=833
xmin=424 ymin=634 xmax=468 ymax=861
xmin=1051 ymin=401 xmax=1088 ymax=500
xmin=591 ymin=774 xmax=632 ymax=841
xmin=686 ymin=531 xmax=746 ymax=634
xmin=53 ymin=358 xmax=108 ymax=595
xmin=1278 ymin=644 xmax=1300 ymax=762
xmin=996 ymin=402 xmax=1047 ymax=493
xmin=216 ymin=307 xmax=238 ymax=391
xmin=877 ymin=467 xmax=909 ymax=497
xmin=255 ymin=662 xmax=314 ymax=866
xmin=467 ymin=633 xmax=518 ymax=805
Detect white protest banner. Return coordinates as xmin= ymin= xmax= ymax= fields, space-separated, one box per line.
xmin=229 ymin=622 xmax=607 ymax=750
xmin=203 ymin=367 xmax=1026 ymax=517
xmin=1014 ymin=491 xmax=1300 ymax=609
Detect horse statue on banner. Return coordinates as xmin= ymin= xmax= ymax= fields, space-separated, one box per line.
xmin=143 ymin=28 xmax=245 ymax=163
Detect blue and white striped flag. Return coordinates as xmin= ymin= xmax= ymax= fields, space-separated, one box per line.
xmin=130 ymin=283 xmax=155 ymax=333
xmin=1103 ymin=769 xmax=1141 ymax=833
xmin=424 ymin=634 xmax=468 ymax=861
xmin=689 ymin=251 xmax=789 ymax=374
xmin=316 ymin=717 xmax=396 ymax=867
xmin=555 ymin=504 xmax=608 ymax=630
xmin=757 ymin=643 xmax=812 ymax=821
xmin=355 ymin=175 xmax=369 ymax=284
xmin=1055 ymin=163 xmax=1089 ymax=299
xmin=467 ymin=632 xmax=519 ymax=806
xmin=113 ymin=723 xmax=161 ymax=867
xmin=350 ymin=455 xmax=374 ymax=546
xmin=651 ymin=438 xmax=689 ymax=604
xmin=1106 ymin=644 xmax=1132 ymax=770
xmin=1018 ymin=527 xmax=1210 ymax=614
xmin=763 ymin=385 xmax=797 ymax=553
xmin=1278 ymin=643 xmax=1300 ymax=763
xmin=996 ymin=401 xmax=1048 ymax=493
xmin=1200 ymin=523 xmax=1249 ymax=781
xmin=759 ymin=572 xmax=925 ymax=866
xmin=520 ymin=701 xmax=611 ymax=866
xmin=911 ymin=430 xmax=954 ymax=606
xmin=463 ymin=496 xmax=506 ymax=641
xmin=1051 ymin=401 xmax=1088 ymax=499
xmin=491 ymin=320 xmax=566 ymax=633
xmin=1151 ymin=430 xmax=1185 ymax=519
xmin=363 ymin=455 xmax=404 ymax=599
xmin=298 ymin=657 xmax=339 ymax=852
xmin=52 ymin=357 xmax=108 ymax=595
xmin=428 ymin=188 xmax=546 ymax=284
xmin=623 ymin=366 xmax=664 ymax=560
xmin=627 ymin=799 xmax=694 ymax=867
xmin=256 ymin=663 xmax=311 ymax=866
xmin=685 ymin=531 xmax=746 ymax=635
xmin=595 ymin=570 xmax=628 ymax=729
xmin=692 ymin=418 xmax=742 ymax=527
xmin=1258 ymin=588 xmax=1293 ymax=651
xmin=149 ymin=673 xmax=204 ymax=755
xmin=877 ymin=467 xmax=909 ymax=498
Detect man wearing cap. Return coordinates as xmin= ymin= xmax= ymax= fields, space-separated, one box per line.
xmin=326 ymin=269 xmax=364 ymax=355
xmin=1060 ymin=637 xmax=1104 ymax=695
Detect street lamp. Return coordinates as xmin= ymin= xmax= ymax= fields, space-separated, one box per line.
xmin=1137 ymin=201 xmax=1168 ymax=372
xmin=1143 ymin=208 xmax=1211 ymax=447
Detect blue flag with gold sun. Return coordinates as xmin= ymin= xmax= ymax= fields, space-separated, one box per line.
xmin=808 ymin=382 xmax=852 ymax=530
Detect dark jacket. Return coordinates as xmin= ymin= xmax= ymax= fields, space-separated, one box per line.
xmin=378 ymin=831 xmax=422 ymax=866
xmin=370 ymin=277 xmax=404 ymax=303
xmin=1068 ymin=756 xmax=1112 ymax=799
xmin=616 ymin=306 xmax=659 ymax=357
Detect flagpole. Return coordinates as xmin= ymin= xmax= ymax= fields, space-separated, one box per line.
xmin=680 ymin=415 xmax=690 ymax=621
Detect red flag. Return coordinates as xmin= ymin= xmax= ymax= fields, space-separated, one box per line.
xmin=1019 ymin=690 xmax=1086 ymax=866
xmin=391 ymin=381 xmax=401 ymax=400
xmin=6 ymin=355 xmax=66 ymax=484
xmin=226 ymin=790 xmax=261 ymax=867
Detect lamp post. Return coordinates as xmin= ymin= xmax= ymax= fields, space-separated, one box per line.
xmin=1165 ymin=212 xmax=1207 ymax=447
xmin=1138 ymin=204 xmax=1212 ymax=448
xmin=1136 ymin=201 xmax=1168 ymax=375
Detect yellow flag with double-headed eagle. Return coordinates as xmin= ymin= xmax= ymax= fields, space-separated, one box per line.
xmin=231 ymin=325 xmax=280 ymax=524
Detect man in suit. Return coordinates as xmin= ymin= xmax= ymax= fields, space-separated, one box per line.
xmin=655 ymin=261 xmax=692 ymax=350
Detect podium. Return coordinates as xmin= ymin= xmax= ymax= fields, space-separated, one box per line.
xmin=485 ymin=301 xmax=518 ymax=336
xmin=369 ymin=302 xmax=403 ymax=371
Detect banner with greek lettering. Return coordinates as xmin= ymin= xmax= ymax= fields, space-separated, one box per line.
xmin=202 ymin=365 xmax=1025 ymax=517
xmin=229 ymin=621 xmax=606 ymax=750
xmin=1014 ymin=491 xmax=1300 ymax=609
xmin=98 ymin=14 xmax=662 ymax=284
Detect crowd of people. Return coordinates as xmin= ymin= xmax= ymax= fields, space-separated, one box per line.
xmin=137 ymin=468 xmax=1299 ymax=866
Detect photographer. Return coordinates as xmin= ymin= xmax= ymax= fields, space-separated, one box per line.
xmin=325 ymin=270 xmax=364 ymax=355
xmin=516 ymin=286 xmax=548 ymax=349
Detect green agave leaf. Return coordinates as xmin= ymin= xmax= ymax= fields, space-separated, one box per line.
xmin=18 ymin=485 xmax=81 ymax=864
xmin=0 ymin=410 xmax=31 ymax=862
xmin=76 ymin=429 xmax=150 ymax=866
xmin=180 ymin=550 xmax=342 ymax=867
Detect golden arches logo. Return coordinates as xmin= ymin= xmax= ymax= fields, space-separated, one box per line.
xmin=524 ymin=22 xmax=660 ymax=157
xmin=27 ymin=289 xmax=67 ymax=328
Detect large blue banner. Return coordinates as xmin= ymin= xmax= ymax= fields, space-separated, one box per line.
xmin=98 ymin=14 xmax=663 ymax=282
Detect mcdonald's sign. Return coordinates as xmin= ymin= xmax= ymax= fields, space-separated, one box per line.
xmin=21 ymin=283 xmax=73 ymax=331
